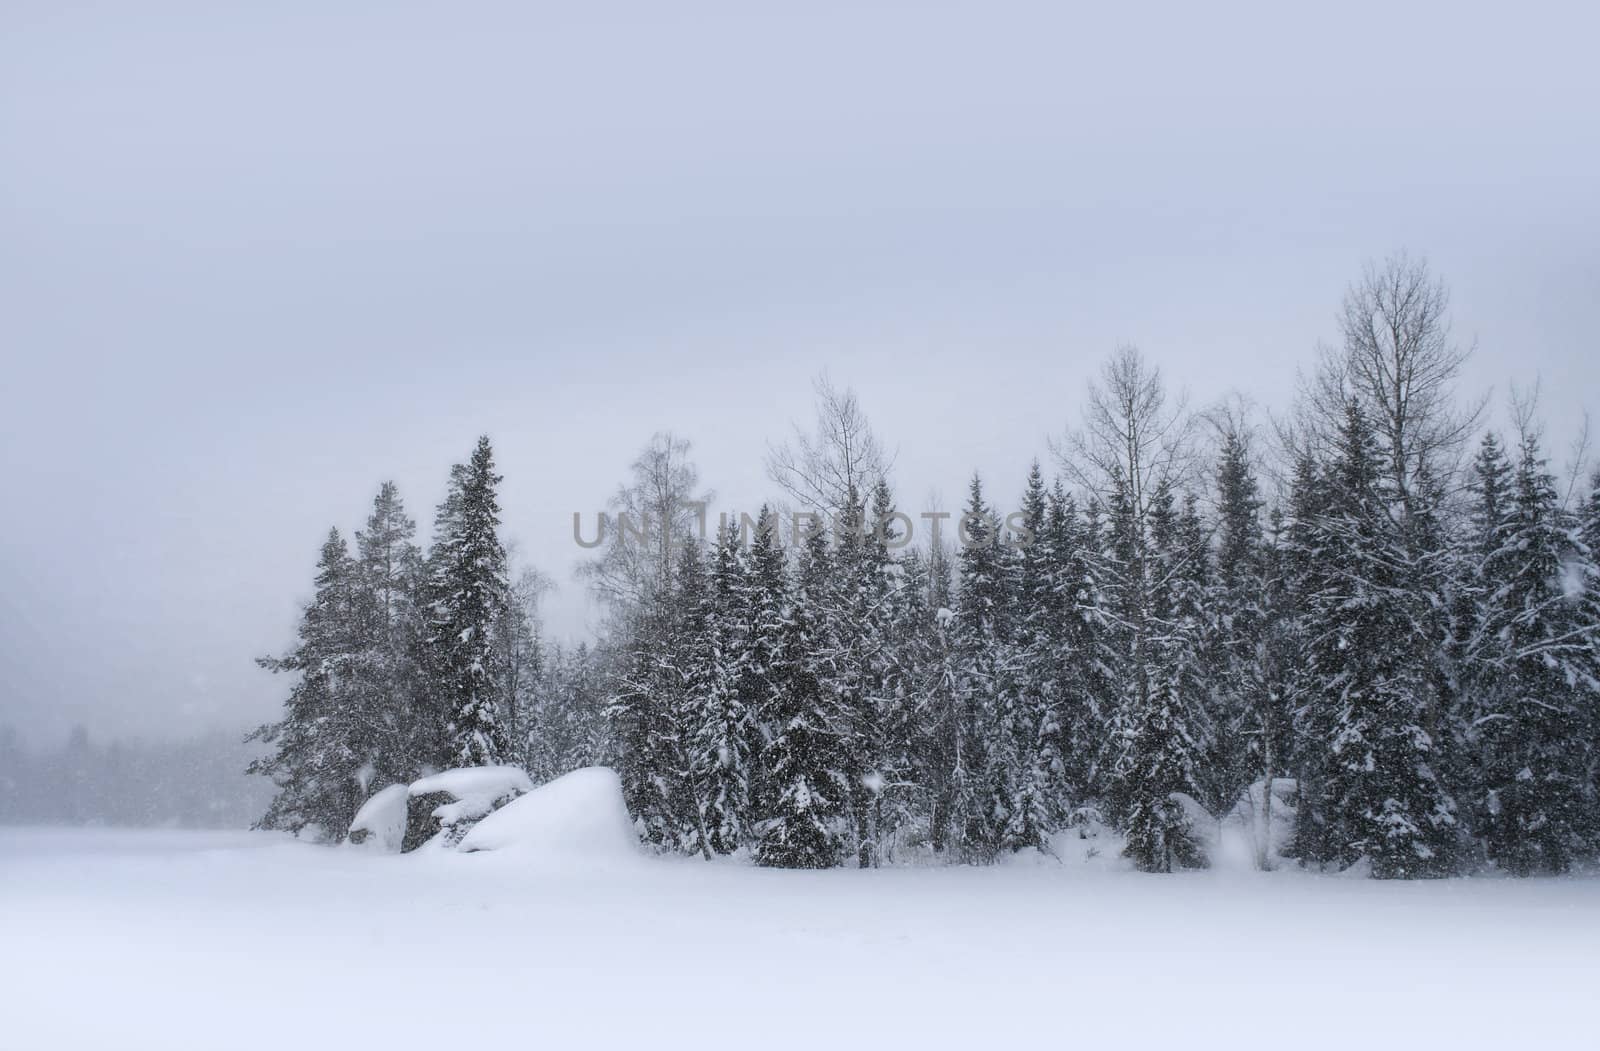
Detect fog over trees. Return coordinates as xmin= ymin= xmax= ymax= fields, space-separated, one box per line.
xmin=0 ymin=726 xmax=269 ymax=829
xmin=9 ymin=256 xmax=1600 ymax=878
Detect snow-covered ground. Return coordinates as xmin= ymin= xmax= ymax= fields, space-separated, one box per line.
xmin=3 ymin=825 xmax=1598 ymax=1050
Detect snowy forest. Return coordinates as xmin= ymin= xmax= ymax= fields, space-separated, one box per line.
xmin=246 ymin=256 xmax=1600 ymax=878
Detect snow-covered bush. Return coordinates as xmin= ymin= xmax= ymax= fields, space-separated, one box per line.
xmin=344 ymin=766 xmax=536 ymax=852
xmin=345 ymin=767 xmax=634 ymax=863
xmin=407 ymin=765 xmax=535 ymax=848
xmin=347 ymin=783 xmax=409 ymax=852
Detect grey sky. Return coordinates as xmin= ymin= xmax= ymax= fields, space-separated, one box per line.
xmin=2 ymin=1 xmax=1597 ymax=745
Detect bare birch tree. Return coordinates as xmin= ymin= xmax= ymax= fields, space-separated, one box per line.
xmin=1306 ymin=253 xmax=1485 ymax=503
xmin=1053 ymin=345 xmax=1199 ymax=523
xmin=578 ymin=431 xmax=711 ymax=617
xmin=498 ymin=558 xmax=553 ymax=767
xmin=765 ymin=374 xmax=891 ymax=521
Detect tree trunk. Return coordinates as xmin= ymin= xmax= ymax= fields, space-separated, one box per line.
xmin=1258 ymin=727 xmax=1274 ymax=872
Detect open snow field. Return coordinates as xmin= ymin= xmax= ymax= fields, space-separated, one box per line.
xmin=4 ymin=826 xmax=1598 ymax=1050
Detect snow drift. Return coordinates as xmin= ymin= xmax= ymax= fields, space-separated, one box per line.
xmin=457 ymin=767 xmax=639 ymax=865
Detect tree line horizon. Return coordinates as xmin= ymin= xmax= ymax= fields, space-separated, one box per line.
xmin=571 ymin=503 xmax=1049 ymax=554
xmin=247 ymin=251 xmax=1600 ymax=878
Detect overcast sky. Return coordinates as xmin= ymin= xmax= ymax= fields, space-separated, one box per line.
xmin=2 ymin=0 xmax=1597 ymax=746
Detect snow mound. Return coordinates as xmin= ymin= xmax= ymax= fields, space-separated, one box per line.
xmin=457 ymin=767 xmax=639 ymax=864
xmin=410 ymin=765 xmax=534 ymax=827
xmin=347 ymin=783 xmax=409 ymax=852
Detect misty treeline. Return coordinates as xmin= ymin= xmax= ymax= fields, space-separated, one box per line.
xmin=244 ymin=438 xmax=609 ymax=837
xmin=0 ymin=725 xmax=270 ymax=828
xmin=250 ymin=254 xmax=1600 ymax=877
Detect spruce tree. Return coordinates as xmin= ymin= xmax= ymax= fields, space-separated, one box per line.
xmin=740 ymin=505 xmax=788 ymax=829
xmin=919 ymin=540 xmax=963 ymax=855
xmin=1251 ymin=507 xmax=1302 ymax=868
xmin=757 ymin=528 xmax=844 ymax=868
xmin=1442 ymin=433 xmax=1516 ymax=821
xmin=1121 ymin=481 xmax=1209 ymax=872
xmin=1068 ymin=493 xmax=1117 ymax=809
xmin=609 ymin=596 xmax=688 ymax=849
xmin=1100 ymin=468 xmax=1146 ymax=825
xmin=248 ymin=529 xmax=366 ymax=838
xmin=528 ymin=642 xmax=585 ymax=781
xmin=500 ymin=568 xmax=547 ymax=776
xmin=666 ymin=541 xmax=714 ymax=856
xmin=1581 ymin=470 xmax=1600 ymax=563
xmin=610 ymin=537 xmax=713 ymax=854
xmin=1300 ymin=404 xmax=1458 ymax=877
xmin=424 ymin=437 xmax=511 ymax=768
xmin=862 ymin=479 xmax=911 ymax=858
xmin=1207 ymin=430 xmax=1268 ymax=819
xmin=1001 ymin=462 xmax=1056 ymax=852
xmin=951 ymin=475 xmax=1014 ymax=862
xmin=1461 ymin=432 xmax=1599 ymax=873
xmin=1285 ymin=450 xmax=1339 ymax=864
xmin=877 ymin=541 xmax=931 ymax=858
xmin=830 ymin=485 xmax=882 ymax=866
xmin=350 ymin=482 xmax=425 ymax=790
xmin=690 ymin=520 xmax=754 ymax=855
